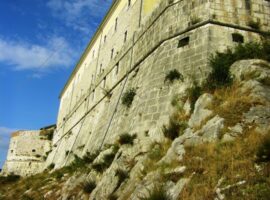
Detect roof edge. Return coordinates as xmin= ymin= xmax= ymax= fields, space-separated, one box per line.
xmin=59 ymin=0 xmax=120 ymax=99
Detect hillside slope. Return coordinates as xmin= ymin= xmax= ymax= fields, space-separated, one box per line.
xmin=0 ymin=42 xmax=270 ymax=200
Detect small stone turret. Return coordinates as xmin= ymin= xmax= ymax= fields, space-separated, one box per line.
xmin=1 ymin=126 xmax=55 ymax=176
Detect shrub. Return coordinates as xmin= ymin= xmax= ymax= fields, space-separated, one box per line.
xmin=21 ymin=195 xmax=34 ymax=200
xmin=48 ymin=163 xmax=55 ymax=170
xmin=162 ymin=117 xmax=187 ymax=140
xmin=83 ymin=151 xmax=99 ymax=163
xmin=207 ymin=40 xmax=270 ymax=89
xmin=256 ymin=133 xmax=270 ymax=163
xmin=164 ymin=69 xmax=183 ymax=83
xmin=115 ymin=169 xmax=129 ymax=184
xmin=248 ymin=20 xmax=261 ymax=30
xmin=92 ymin=152 xmax=117 ymax=173
xmin=54 ymin=171 xmax=63 ymax=180
xmin=190 ymin=17 xmax=201 ymax=25
xmin=188 ymin=85 xmax=202 ymax=112
xmin=141 ymin=185 xmax=171 ymax=200
xmin=118 ymin=133 xmax=136 ymax=145
xmin=92 ymin=162 xmax=107 ymax=173
xmin=0 ymin=174 xmax=20 ymax=184
xmin=81 ymin=180 xmax=96 ymax=194
xmin=122 ymin=88 xmax=136 ymax=108
xmin=108 ymin=194 xmax=118 ymax=200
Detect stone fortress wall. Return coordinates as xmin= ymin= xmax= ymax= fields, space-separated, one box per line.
xmin=45 ymin=0 xmax=270 ymax=169
xmin=2 ymin=127 xmax=54 ymax=176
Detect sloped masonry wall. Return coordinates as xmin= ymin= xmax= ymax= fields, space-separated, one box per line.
xmin=2 ymin=131 xmax=51 ymax=176
xmin=46 ymin=0 xmax=269 ymax=168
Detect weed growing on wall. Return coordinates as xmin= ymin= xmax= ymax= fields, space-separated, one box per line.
xmin=164 ymin=69 xmax=183 ymax=84
xmin=122 ymin=88 xmax=136 ymax=108
xmin=81 ymin=180 xmax=96 ymax=194
xmin=141 ymin=185 xmax=172 ymax=200
xmin=162 ymin=116 xmax=187 ymax=140
xmin=248 ymin=20 xmax=261 ymax=30
xmin=118 ymin=133 xmax=137 ymax=145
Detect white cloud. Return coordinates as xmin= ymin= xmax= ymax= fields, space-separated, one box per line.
xmin=0 ymin=36 xmax=75 ymax=71
xmin=47 ymin=0 xmax=112 ymax=34
xmin=0 ymin=127 xmax=17 ymax=148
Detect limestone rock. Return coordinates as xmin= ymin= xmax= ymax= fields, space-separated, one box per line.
xmin=188 ymin=93 xmax=214 ymax=128
xmin=230 ymin=59 xmax=270 ymax=84
xmin=198 ymin=115 xmax=224 ymax=142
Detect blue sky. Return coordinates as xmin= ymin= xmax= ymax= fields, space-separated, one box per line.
xmin=0 ymin=0 xmax=112 ymax=169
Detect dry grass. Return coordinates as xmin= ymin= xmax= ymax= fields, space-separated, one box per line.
xmin=211 ymin=83 xmax=262 ymax=127
xmin=179 ymin=130 xmax=270 ymax=200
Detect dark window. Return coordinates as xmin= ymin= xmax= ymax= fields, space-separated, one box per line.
xmin=92 ymin=89 xmax=95 ymax=100
xmin=115 ymin=62 xmax=119 ymax=75
xmin=11 ymin=150 xmax=13 ymax=153
xmin=124 ymin=31 xmax=128 ymax=43
xmin=115 ymin=18 xmax=118 ymax=32
xmin=111 ymin=49 xmax=114 ymax=59
xmin=100 ymin=64 xmax=103 ymax=74
xmin=32 ymin=149 xmax=36 ymax=153
xmin=103 ymin=77 xmax=106 ymax=88
xmin=232 ymin=33 xmax=244 ymax=43
xmin=178 ymin=37 xmax=190 ymax=48
xmin=104 ymin=35 xmax=107 ymax=43
xmin=128 ymin=0 xmax=131 ymax=7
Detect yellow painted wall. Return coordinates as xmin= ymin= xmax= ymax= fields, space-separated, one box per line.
xmin=143 ymin=0 xmax=161 ymax=17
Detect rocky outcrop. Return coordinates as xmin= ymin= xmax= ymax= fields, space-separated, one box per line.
xmin=1 ymin=59 xmax=270 ymax=200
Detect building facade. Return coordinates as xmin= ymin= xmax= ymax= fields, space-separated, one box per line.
xmin=35 ymin=0 xmax=270 ymax=169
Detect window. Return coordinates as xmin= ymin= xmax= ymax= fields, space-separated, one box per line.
xmin=103 ymin=77 xmax=106 ymax=88
xmin=11 ymin=150 xmax=13 ymax=153
xmin=232 ymin=33 xmax=244 ymax=43
xmin=178 ymin=37 xmax=190 ymax=48
xmin=100 ymin=64 xmax=103 ymax=74
xmin=104 ymin=35 xmax=107 ymax=43
xmin=111 ymin=49 xmax=114 ymax=59
xmin=124 ymin=31 xmax=128 ymax=43
xmin=128 ymin=0 xmax=131 ymax=7
xmin=92 ymin=89 xmax=95 ymax=100
xmin=115 ymin=18 xmax=118 ymax=32
xmin=32 ymin=149 xmax=36 ymax=153
xmin=115 ymin=62 xmax=119 ymax=75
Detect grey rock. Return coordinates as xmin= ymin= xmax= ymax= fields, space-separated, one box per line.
xmin=188 ymin=93 xmax=214 ymax=128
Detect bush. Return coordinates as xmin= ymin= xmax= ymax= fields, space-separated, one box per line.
xmin=164 ymin=69 xmax=183 ymax=83
xmin=118 ymin=133 xmax=136 ymax=145
xmin=207 ymin=40 xmax=270 ymax=89
xmin=122 ymin=88 xmax=136 ymax=108
xmin=248 ymin=20 xmax=261 ymax=30
xmin=81 ymin=180 xmax=96 ymax=194
xmin=115 ymin=169 xmax=129 ymax=184
xmin=48 ymin=163 xmax=55 ymax=170
xmin=108 ymin=193 xmax=118 ymax=200
xmin=83 ymin=151 xmax=99 ymax=163
xmin=162 ymin=117 xmax=187 ymax=140
xmin=256 ymin=133 xmax=270 ymax=163
xmin=188 ymin=85 xmax=202 ymax=112
xmin=92 ymin=152 xmax=117 ymax=173
xmin=141 ymin=185 xmax=171 ymax=200
xmin=0 ymin=174 xmax=20 ymax=184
